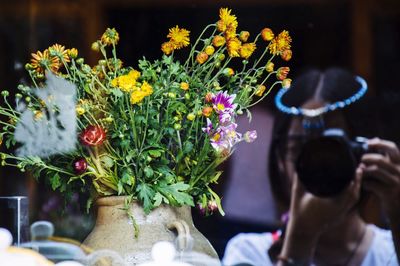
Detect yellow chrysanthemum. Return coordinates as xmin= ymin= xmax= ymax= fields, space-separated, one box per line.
xmin=111 ymin=69 xmax=141 ymax=92
xmin=140 ymin=81 xmax=153 ymax=96
xmin=224 ymin=25 xmax=237 ymax=40
xmin=76 ymin=106 xmax=85 ymax=116
xmin=68 ymin=48 xmax=78 ymax=59
xmin=239 ymin=43 xmax=256 ymax=59
xmin=180 ymin=82 xmax=189 ymax=91
xmin=161 ymin=42 xmax=175 ymax=55
xmin=217 ymin=8 xmax=238 ymax=33
xmin=226 ymin=37 xmax=241 ymax=57
xmin=167 ymin=26 xmax=190 ymax=49
xmin=204 ymin=45 xmax=215 ymax=56
xmin=239 ymin=31 xmax=250 ymax=42
xmin=265 ymin=61 xmax=274 ymax=72
xmin=48 ymin=43 xmax=70 ymax=63
xmin=101 ymin=28 xmax=120 ymax=46
xmin=269 ymin=30 xmax=292 ymax=55
xmin=31 ymin=49 xmax=60 ymax=74
xmin=130 ymin=91 xmax=147 ymax=105
xmin=212 ymin=36 xmax=226 ymax=47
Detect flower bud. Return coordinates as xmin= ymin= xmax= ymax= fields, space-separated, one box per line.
xmin=68 ymin=48 xmax=78 ymax=59
xmin=205 ymin=92 xmax=213 ymax=103
xmin=91 ymin=41 xmax=100 ymax=52
xmin=1 ymin=90 xmax=9 ymax=97
xmin=212 ymin=35 xmax=226 ymax=47
xmin=202 ymin=106 xmax=213 ymax=117
xmin=255 ymin=85 xmax=266 ymax=97
xmin=187 ymin=113 xmax=196 ymax=121
xmin=76 ymin=58 xmax=84 ymax=65
xmin=208 ymin=200 xmax=218 ymax=213
xmin=265 ymin=61 xmax=274 ymax=72
xmin=174 ymin=123 xmax=182 ymax=130
xmin=282 ymin=78 xmax=292 ymax=89
xmin=73 ymin=157 xmax=88 ymax=174
xmin=80 ymin=125 xmax=106 ymax=146
xmin=184 ymin=93 xmax=190 ymax=100
xmin=204 ymin=45 xmax=215 ymax=56
xmin=222 ymin=68 xmax=234 ymax=77
xmin=281 ymin=49 xmax=292 ymax=61
xmin=261 ymin=28 xmax=274 ymax=41
xmin=196 ymin=52 xmax=209 ymax=64
xmin=239 ymin=31 xmax=250 ymax=42
xmin=180 ymin=82 xmax=189 ymax=91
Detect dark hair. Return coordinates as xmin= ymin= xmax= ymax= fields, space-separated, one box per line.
xmin=268 ymin=67 xmax=369 ymax=207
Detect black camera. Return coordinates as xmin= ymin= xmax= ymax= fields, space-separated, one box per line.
xmin=295 ymin=128 xmax=368 ymax=197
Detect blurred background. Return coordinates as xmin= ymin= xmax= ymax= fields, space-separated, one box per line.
xmin=0 ymin=0 xmax=399 ymax=257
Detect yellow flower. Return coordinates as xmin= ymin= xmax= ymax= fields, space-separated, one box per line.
xmin=265 ymin=61 xmax=274 ymax=72
xmin=196 ymin=52 xmax=209 ymax=64
xmin=202 ymin=106 xmax=213 ymax=117
xmin=101 ymin=28 xmax=120 ymax=46
xmin=31 ymin=49 xmax=60 ymax=74
xmin=227 ymin=37 xmax=241 ymax=57
xmin=180 ymin=82 xmax=189 ymax=91
xmin=140 ymin=81 xmax=153 ymax=96
xmin=161 ymin=42 xmax=175 ymax=55
xmin=239 ymin=43 xmax=256 ymax=59
xmin=33 ymin=111 xmax=43 ymax=121
xmin=212 ymin=36 xmax=226 ymax=47
xmin=282 ymin=78 xmax=292 ymax=89
xmin=130 ymin=91 xmax=147 ymax=105
xmin=111 ymin=69 xmax=141 ymax=92
xmin=204 ymin=45 xmax=215 ymax=56
xmin=49 ymin=44 xmax=70 ymax=63
xmin=239 ymin=31 xmax=250 ymax=42
xmin=255 ymin=85 xmax=266 ymax=97
xmin=187 ymin=113 xmax=196 ymax=121
xmin=224 ymin=26 xmax=237 ymax=40
xmin=269 ymin=30 xmax=292 ymax=55
xmin=68 ymin=48 xmax=78 ymax=59
xmin=276 ymin=67 xmax=290 ymax=81
xmin=217 ymin=8 xmax=238 ymax=33
xmin=76 ymin=106 xmax=85 ymax=115
xmin=261 ymin=28 xmax=274 ymax=41
xmin=167 ymin=26 xmax=190 ymax=49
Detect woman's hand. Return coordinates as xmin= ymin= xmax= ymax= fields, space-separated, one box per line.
xmin=360 ymin=138 xmax=400 ymax=219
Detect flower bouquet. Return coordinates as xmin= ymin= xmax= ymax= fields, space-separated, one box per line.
xmin=0 ymin=8 xmax=292 ymax=215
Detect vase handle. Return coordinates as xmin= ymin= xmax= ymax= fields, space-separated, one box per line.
xmin=167 ymin=220 xmax=192 ymax=251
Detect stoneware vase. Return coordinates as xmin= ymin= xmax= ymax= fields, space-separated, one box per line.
xmin=83 ymin=196 xmax=218 ymax=264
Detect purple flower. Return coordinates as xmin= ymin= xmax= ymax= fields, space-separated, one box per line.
xmin=243 ymin=130 xmax=257 ymax=143
xmin=202 ymin=118 xmax=213 ymax=135
xmin=212 ymin=91 xmax=237 ymax=114
xmin=219 ymin=112 xmax=232 ymax=125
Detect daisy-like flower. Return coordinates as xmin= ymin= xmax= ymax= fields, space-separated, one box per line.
xmin=227 ymin=37 xmax=241 ymax=57
xmin=219 ymin=112 xmax=232 ymax=126
xmin=161 ymin=41 xmax=174 ymax=55
xmin=31 ymin=49 xmax=60 ymax=74
xmin=212 ymin=91 xmax=237 ymax=114
xmin=217 ymin=8 xmax=238 ymax=33
xmin=111 ymin=69 xmax=141 ymax=92
xmin=139 ymin=81 xmax=153 ymax=96
xmin=243 ymin=130 xmax=257 ymax=143
xmin=101 ymin=28 xmax=120 ymax=46
xmin=239 ymin=43 xmax=256 ymax=59
xmin=269 ymin=30 xmax=292 ymax=55
xmin=167 ymin=26 xmax=190 ymax=49
xmin=276 ymin=67 xmax=290 ymax=81
xmin=130 ymin=90 xmax=148 ymax=105
xmin=49 ymin=44 xmax=70 ymax=63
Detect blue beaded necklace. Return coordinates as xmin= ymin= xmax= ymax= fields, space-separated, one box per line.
xmin=274 ymin=76 xmax=368 ymax=118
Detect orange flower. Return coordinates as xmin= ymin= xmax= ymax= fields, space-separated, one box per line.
xmin=269 ymin=30 xmax=292 ymax=55
xmin=161 ymin=42 xmax=174 ymax=55
xmin=205 ymin=92 xmax=213 ymax=103
xmin=239 ymin=43 xmax=256 ymax=59
xmin=281 ymin=49 xmax=292 ymax=61
xmin=167 ymin=26 xmax=190 ymax=49
xmin=261 ymin=28 xmax=274 ymax=41
xmin=212 ymin=36 xmax=226 ymax=47
xmin=30 ymin=49 xmax=60 ymax=74
xmin=196 ymin=52 xmax=209 ymax=64
xmin=223 ymin=68 xmax=235 ymax=77
xmin=49 ymin=43 xmax=70 ymax=63
xmin=202 ymin=106 xmax=213 ymax=117
xmin=276 ymin=67 xmax=290 ymax=81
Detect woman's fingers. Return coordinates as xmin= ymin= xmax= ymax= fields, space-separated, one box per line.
xmin=361 ymin=163 xmax=399 ymax=186
xmin=361 ymin=153 xmax=399 ymax=176
xmin=367 ymin=138 xmax=400 ymax=164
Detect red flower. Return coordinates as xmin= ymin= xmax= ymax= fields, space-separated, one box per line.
xmin=73 ymin=157 xmax=88 ymax=174
xmin=80 ymin=125 xmax=106 ymax=146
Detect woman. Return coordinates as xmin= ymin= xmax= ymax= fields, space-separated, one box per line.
xmin=222 ymin=68 xmax=400 ymax=266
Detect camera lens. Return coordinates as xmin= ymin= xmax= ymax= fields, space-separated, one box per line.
xmin=295 ymin=137 xmax=357 ymax=197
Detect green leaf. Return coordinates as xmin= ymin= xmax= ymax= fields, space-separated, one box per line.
xmin=144 ymin=166 xmax=154 ymax=178
xmin=51 ymin=173 xmax=61 ymax=190
xmin=137 ymin=183 xmax=155 ymax=214
xmin=111 ymin=88 xmax=123 ymax=98
xmin=148 ymin=150 xmax=162 ymax=158
xmin=158 ymin=182 xmax=194 ymax=207
xmin=183 ymin=142 xmax=193 ymax=154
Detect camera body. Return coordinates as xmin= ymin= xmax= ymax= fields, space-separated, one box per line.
xmin=295 ymin=128 xmax=368 ymax=197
